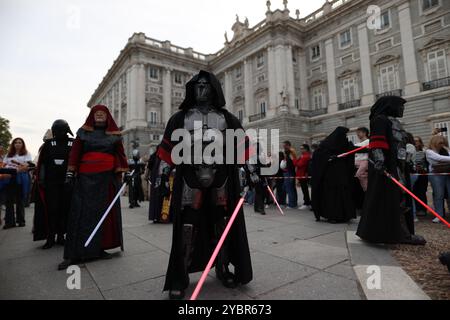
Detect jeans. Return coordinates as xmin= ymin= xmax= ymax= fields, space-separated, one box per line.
xmin=428 ymin=175 xmax=450 ymax=218
xmin=283 ymin=173 xmax=298 ymax=208
xmin=275 ymin=180 xmax=286 ymax=206
xmin=299 ymin=179 xmax=311 ymax=206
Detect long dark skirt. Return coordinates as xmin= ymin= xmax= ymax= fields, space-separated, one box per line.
xmin=64 ymin=171 xmax=123 ymax=260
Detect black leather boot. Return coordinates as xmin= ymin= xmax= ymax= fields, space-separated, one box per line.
xmin=439 ymin=252 xmax=450 ymax=272
xmin=42 ymin=236 xmax=55 ymax=250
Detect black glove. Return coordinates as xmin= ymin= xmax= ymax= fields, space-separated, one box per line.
xmin=65 ymin=171 xmax=75 ymax=186
xmin=328 ymin=155 xmax=338 ymax=162
xmin=372 ymin=149 xmax=386 ymax=174
xmin=155 ymin=174 xmax=170 ymax=198
xmin=123 ymin=173 xmax=132 ymax=184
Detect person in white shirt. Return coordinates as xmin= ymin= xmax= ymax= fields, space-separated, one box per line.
xmin=354 ymin=127 xmax=370 ymax=192
xmin=425 ymin=135 xmax=450 ymax=223
xmin=3 ymin=138 xmax=32 ymax=229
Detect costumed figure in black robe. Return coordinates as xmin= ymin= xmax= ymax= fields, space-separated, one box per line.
xmin=147 ymin=147 xmax=172 ymax=223
xmin=155 ymin=71 xmax=254 ymax=299
xmin=127 ymin=149 xmax=145 ymax=209
xmin=311 ymin=127 xmax=356 ymax=223
xmin=58 ymin=105 xmax=129 ymax=270
xmin=356 ymin=96 xmax=426 ymax=245
xmin=33 ymin=120 xmax=73 ymax=249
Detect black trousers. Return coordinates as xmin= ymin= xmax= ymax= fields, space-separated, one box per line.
xmin=299 ymin=179 xmax=311 ymax=206
xmin=253 ymin=183 xmax=265 ymax=213
xmin=45 ymin=183 xmax=67 ymax=239
xmin=5 ymin=181 xmax=25 ymax=226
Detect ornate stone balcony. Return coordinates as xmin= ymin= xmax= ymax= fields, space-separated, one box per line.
xmin=147 ymin=122 xmax=166 ymax=130
xmin=376 ymin=89 xmax=403 ymax=99
xmin=248 ymin=112 xmax=266 ymax=123
xmin=338 ymin=99 xmax=361 ymax=111
xmin=298 ymin=108 xmax=328 ymax=117
xmin=423 ymin=77 xmax=450 ymax=91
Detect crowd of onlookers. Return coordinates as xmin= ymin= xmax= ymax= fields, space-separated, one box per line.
xmin=243 ymin=127 xmax=450 ymax=224
xmin=1 ymin=127 xmax=449 ymax=227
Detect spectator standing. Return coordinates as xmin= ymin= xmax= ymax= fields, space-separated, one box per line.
xmin=282 ymin=141 xmax=298 ymax=209
xmin=411 ymin=137 xmax=429 ymax=218
xmin=3 ymin=138 xmax=32 ymax=229
xmin=425 ymin=135 xmax=450 ymax=223
xmin=354 ymin=127 xmax=370 ymax=192
xmin=295 ymin=144 xmax=312 ymax=210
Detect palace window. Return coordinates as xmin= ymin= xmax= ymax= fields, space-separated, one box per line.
xmin=379 ymin=65 xmax=398 ymax=93
xmin=427 ymin=49 xmax=448 ymax=81
xmin=423 ymin=0 xmax=439 ymax=11
xmin=152 ymin=134 xmax=161 ymax=141
xmin=148 ymin=67 xmax=159 ymax=81
xmin=259 ymin=101 xmax=266 ymax=115
xmin=311 ymin=45 xmax=321 ymax=60
xmin=339 ymin=29 xmax=352 ymax=49
xmin=257 ymin=74 xmax=266 ymax=83
xmin=256 ymin=53 xmax=265 ymax=68
xmin=148 ymin=111 xmax=158 ymax=124
xmin=380 ymin=11 xmax=390 ymax=30
xmin=174 ymin=73 xmax=183 ymax=85
xmin=341 ymin=78 xmax=358 ymax=103
xmin=435 ymin=122 xmax=449 ymax=138
xmin=295 ymin=98 xmax=300 ymax=110
xmin=312 ymin=87 xmax=324 ymax=110
xmin=238 ymin=110 xmax=244 ymax=122
xmin=235 ymin=66 xmax=242 ymax=79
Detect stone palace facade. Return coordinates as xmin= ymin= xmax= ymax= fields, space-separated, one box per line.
xmin=88 ymin=0 xmax=450 ymax=155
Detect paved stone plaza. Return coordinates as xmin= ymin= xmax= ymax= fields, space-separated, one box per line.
xmin=0 ymin=195 xmax=368 ymax=300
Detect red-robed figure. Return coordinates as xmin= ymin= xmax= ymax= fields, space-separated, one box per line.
xmin=58 ymin=105 xmax=129 ymax=270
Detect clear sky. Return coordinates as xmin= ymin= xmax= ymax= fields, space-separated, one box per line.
xmin=0 ymin=0 xmax=322 ymax=157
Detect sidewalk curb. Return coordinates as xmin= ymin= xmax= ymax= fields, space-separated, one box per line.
xmin=345 ymin=231 xmax=430 ymax=300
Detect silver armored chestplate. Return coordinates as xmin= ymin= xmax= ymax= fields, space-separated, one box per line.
xmin=183 ymin=107 xmax=228 ymax=189
xmin=389 ymin=117 xmax=407 ymax=161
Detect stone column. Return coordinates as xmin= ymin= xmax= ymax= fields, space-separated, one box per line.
xmin=285 ymin=45 xmax=298 ymax=114
xmin=325 ymin=38 xmax=338 ymax=113
xmin=274 ymin=45 xmax=286 ymax=108
xmin=244 ymin=59 xmax=254 ymax=118
xmin=127 ymin=64 xmax=147 ymax=128
xmin=224 ymin=71 xmax=233 ymax=112
xmin=398 ymin=1 xmax=421 ymax=95
xmin=267 ymin=46 xmax=277 ymax=117
xmin=162 ymin=68 xmax=172 ymax=125
xmin=298 ymin=49 xmax=309 ymax=110
xmin=118 ymin=80 xmax=122 ymax=128
xmin=358 ymin=23 xmax=375 ymax=106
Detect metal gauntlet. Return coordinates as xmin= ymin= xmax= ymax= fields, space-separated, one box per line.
xmin=372 ymin=149 xmax=386 ymax=174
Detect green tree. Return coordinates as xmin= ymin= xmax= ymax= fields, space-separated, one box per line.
xmin=0 ymin=116 xmax=13 ymax=151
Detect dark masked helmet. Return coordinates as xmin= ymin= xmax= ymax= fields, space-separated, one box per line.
xmin=51 ymin=119 xmax=73 ymax=139
xmin=132 ymin=149 xmax=140 ymax=161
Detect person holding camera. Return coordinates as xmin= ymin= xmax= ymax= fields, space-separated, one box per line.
xmin=425 ymin=135 xmax=450 ymax=223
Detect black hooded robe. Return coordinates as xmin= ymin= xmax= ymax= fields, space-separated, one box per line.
xmin=157 ymin=71 xmax=252 ymax=292
xmin=356 ymin=96 xmax=415 ymax=243
xmin=311 ymin=127 xmax=356 ymax=223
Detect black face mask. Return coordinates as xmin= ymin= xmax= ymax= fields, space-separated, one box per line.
xmin=389 ymin=104 xmax=405 ymax=118
xmin=194 ymin=77 xmax=212 ymax=105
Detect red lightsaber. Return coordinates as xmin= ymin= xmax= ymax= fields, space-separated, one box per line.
xmin=266 ymin=185 xmax=285 ymax=215
xmin=383 ymin=171 xmax=450 ymax=228
xmin=337 ymin=145 xmax=369 ymax=158
xmin=190 ymin=190 xmax=247 ymax=300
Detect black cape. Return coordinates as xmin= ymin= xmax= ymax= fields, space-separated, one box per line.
xmin=356 ymin=100 xmax=414 ymax=243
xmin=158 ymin=70 xmax=252 ymax=291
xmin=33 ymin=138 xmax=73 ymax=241
xmin=311 ymin=127 xmax=356 ymax=222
